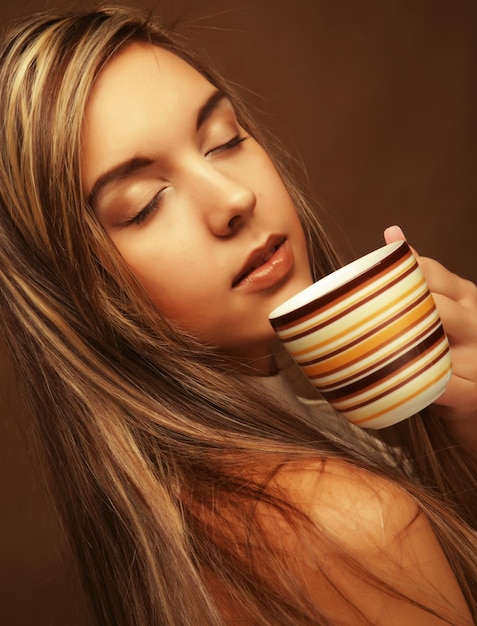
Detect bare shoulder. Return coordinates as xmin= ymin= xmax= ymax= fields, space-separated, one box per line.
xmin=262 ymin=458 xmax=473 ymax=625
xmin=272 ymin=458 xmax=418 ymax=550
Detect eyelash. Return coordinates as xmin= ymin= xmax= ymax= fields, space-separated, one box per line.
xmin=206 ymin=133 xmax=249 ymax=157
xmin=128 ymin=191 xmax=163 ymax=226
xmin=128 ymin=133 xmax=249 ymax=226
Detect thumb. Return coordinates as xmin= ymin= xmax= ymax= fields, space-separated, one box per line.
xmin=384 ymin=225 xmax=406 ymax=244
xmin=384 ymin=225 xmax=421 ymax=259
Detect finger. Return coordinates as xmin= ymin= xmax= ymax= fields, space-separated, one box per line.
xmin=383 ymin=225 xmax=420 ymax=258
xmin=432 ymin=293 xmax=477 ymax=342
xmin=420 ymin=256 xmax=477 ymax=304
xmin=384 ymin=225 xmax=406 ymax=244
xmin=433 ymin=374 xmax=477 ymax=421
xmin=445 ymin=344 xmax=477 ymax=383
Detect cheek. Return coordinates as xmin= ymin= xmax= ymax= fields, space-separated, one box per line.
xmin=127 ymin=249 xmax=221 ymax=325
xmin=148 ymin=282 xmax=233 ymax=347
xmin=133 ymin=262 xmax=199 ymax=309
xmin=253 ymin=154 xmax=285 ymax=195
xmin=117 ymin=225 xmax=194 ymax=282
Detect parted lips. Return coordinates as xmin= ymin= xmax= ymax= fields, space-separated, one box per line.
xmin=269 ymin=241 xmax=452 ymax=429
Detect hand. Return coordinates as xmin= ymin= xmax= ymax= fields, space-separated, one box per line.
xmin=384 ymin=226 xmax=477 ymax=428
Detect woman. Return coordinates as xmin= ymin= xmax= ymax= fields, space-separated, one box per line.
xmin=0 ymin=5 xmax=476 ymax=624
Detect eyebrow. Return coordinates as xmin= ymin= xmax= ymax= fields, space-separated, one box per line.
xmin=87 ymin=89 xmax=229 ymax=208
xmin=88 ymin=157 xmax=153 ymax=207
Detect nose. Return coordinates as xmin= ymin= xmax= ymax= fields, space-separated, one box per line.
xmin=191 ymin=164 xmax=256 ymax=237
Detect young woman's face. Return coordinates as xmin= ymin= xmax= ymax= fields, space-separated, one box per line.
xmin=82 ymin=44 xmax=313 ymax=372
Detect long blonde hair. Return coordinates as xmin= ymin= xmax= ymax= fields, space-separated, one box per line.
xmin=0 ymin=6 xmax=476 ymax=624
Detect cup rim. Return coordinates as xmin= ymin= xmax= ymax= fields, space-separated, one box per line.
xmin=269 ymin=240 xmax=410 ymax=325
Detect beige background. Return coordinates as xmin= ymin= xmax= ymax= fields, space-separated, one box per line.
xmin=1 ymin=1 xmax=476 ymax=623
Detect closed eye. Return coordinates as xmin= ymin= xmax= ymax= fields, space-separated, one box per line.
xmin=206 ymin=134 xmax=249 ymax=157
xmin=126 ymin=189 xmax=164 ymax=226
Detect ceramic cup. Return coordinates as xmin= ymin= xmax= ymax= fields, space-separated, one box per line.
xmin=269 ymin=240 xmax=452 ymax=429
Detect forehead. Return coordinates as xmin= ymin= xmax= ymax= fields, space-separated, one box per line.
xmin=84 ymin=42 xmax=212 ymax=125
xmin=91 ymin=42 xmax=210 ymax=98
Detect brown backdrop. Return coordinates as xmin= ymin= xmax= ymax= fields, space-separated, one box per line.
xmin=1 ymin=1 xmax=476 ymax=623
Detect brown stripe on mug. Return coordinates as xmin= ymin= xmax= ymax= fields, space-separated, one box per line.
xmin=297 ymin=289 xmax=433 ymax=367
xmin=337 ymin=344 xmax=451 ymax=418
xmin=318 ymin=324 xmax=447 ymax=402
xmin=310 ymin=318 xmax=443 ymax=390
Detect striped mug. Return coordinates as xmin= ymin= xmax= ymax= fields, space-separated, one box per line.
xmin=269 ymin=240 xmax=452 ymax=429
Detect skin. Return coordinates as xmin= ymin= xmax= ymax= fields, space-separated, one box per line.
xmin=272 ymin=459 xmax=473 ymax=623
xmin=81 ymin=43 xmax=313 ymax=373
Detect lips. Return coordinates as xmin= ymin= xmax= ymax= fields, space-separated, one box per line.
xmin=232 ymin=235 xmax=287 ymax=287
